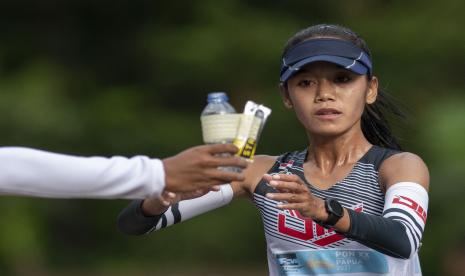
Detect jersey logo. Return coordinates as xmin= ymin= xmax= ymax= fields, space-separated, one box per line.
xmin=275 ymin=160 xmax=295 ymax=175
xmin=279 ymin=160 xmax=294 ymax=170
xmin=277 ymin=204 xmax=363 ymax=246
xmin=392 ymin=195 xmax=427 ymax=223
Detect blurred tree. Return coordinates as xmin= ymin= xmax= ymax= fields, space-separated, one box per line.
xmin=0 ymin=0 xmax=464 ymax=274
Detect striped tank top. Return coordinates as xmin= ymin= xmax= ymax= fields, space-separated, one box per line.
xmin=253 ymin=146 xmax=422 ymax=276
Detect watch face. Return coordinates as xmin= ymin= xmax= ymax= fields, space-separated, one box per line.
xmin=328 ymin=199 xmax=344 ymax=217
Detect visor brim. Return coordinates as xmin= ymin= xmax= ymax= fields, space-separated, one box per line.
xmin=280 ymin=55 xmax=369 ymax=83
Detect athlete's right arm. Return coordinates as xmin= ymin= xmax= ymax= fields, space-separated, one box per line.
xmin=117 ymin=183 xmax=240 ymax=235
xmin=117 ymin=155 xmax=275 ymax=235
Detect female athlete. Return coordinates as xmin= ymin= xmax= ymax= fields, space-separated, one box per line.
xmin=118 ymin=24 xmax=429 ymax=276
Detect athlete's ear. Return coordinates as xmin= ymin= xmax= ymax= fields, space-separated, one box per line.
xmin=279 ymin=83 xmax=293 ymax=109
xmin=366 ymin=76 xmax=378 ymax=104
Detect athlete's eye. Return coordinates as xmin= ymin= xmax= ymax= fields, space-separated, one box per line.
xmin=334 ymin=74 xmax=352 ymax=83
xmin=297 ymin=79 xmax=315 ymax=87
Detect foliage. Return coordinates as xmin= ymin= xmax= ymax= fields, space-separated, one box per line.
xmin=0 ymin=1 xmax=464 ymax=275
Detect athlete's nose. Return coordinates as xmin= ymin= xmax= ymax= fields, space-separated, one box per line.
xmin=315 ymin=79 xmax=335 ymax=103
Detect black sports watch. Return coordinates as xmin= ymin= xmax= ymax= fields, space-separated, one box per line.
xmin=323 ymin=198 xmax=344 ymax=226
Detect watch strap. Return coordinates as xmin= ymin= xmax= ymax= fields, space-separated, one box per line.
xmin=324 ymin=198 xmax=343 ymax=226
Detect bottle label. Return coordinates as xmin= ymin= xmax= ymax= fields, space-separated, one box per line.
xmin=201 ymin=114 xmax=241 ymax=144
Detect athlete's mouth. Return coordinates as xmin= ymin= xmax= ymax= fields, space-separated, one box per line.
xmin=314 ymin=108 xmax=342 ymax=116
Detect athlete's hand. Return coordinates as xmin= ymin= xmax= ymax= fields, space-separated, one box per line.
xmin=264 ymin=174 xmax=328 ymax=221
xmin=162 ymin=144 xmax=248 ymax=193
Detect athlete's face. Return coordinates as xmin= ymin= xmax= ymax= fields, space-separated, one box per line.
xmin=281 ymin=61 xmax=378 ymax=137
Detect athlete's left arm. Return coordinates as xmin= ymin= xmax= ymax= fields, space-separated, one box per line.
xmin=266 ymin=152 xmax=429 ymax=259
xmin=344 ymin=152 xmax=429 ymax=259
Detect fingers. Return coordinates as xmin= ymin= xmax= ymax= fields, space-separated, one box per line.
xmin=210 ymin=155 xmax=249 ymax=168
xmin=262 ymin=174 xmax=273 ymax=182
xmin=179 ymin=189 xmax=211 ymax=200
xmin=263 ymin=174 xmax=306 ymax=193
xmin=265 ymin=191 xmax=306 ymax=210
xmin=274 ymin=202 xmax=306 ymax=210
xmin=265 ymin=192 xmax=303 ymax=202
xmin=160 ymin=191 xmax=177 ymax=206
xmin=189 ymin=189 xmax=208 ymax=197
xmin=268 ymin=180 xmax=304 ymax=193
xmin=203 ymin=143 xmax=239 ymax=155
xmin=210 ymin=185 xmax=221 ymax=191
xmin=163 ymin=188 xmax=211 ymax=201
xmin=269 ymin=173 xmax=304 ymax=183
xmin=209 ymin=168 xmax=245 ymax=183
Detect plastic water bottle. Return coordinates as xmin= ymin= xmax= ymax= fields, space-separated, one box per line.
xmin=200 ymin=92 xmax=238 ymax=144
xmin=201 ymin=92 xmax=241 ymax=172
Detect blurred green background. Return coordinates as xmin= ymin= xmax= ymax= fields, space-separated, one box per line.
xmin=0 ymin=0 xmax=464 ymax=275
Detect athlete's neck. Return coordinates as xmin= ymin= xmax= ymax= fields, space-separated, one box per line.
xmin=306 ymin=128 xmax=372 ymax=174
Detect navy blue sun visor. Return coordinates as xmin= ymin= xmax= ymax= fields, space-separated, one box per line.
xmin=280 ymin=38 xmax=373 ymax=83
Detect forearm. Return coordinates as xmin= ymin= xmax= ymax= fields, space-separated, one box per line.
xmin=328 ymin=205 xmax=412 ymax=258
xmin=117 ymin=199 xmax=161 ymax=235
xmin=117 ymin=184 xmax=234 ymax=235
xmin=344 ymin=209 xmax=413 ymax=259
xmin=0 ymin=147 xmax=164 ymax=199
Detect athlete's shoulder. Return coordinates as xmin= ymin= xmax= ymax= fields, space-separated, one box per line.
xmin=381 ymin=152 xmax=428 ymax=174
xmin=359 ymin=145 xmax=401 ymax=170
xmin=251 ymin=148 xmax=304 ymax=166
xmin=232 ymin=155 xmax=277 ymax=198
xmin=379 ymin=151 xmax=430 ymax=192
xmin=249 ymin=155 xmax=278 ymax=176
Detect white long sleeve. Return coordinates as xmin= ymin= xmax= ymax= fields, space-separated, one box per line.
xmin=0 ymin=147 xmax=165 ymax=199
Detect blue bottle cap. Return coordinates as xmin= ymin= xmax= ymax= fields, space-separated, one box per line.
xmin=207 ymin=92 xmax=228 ymax=103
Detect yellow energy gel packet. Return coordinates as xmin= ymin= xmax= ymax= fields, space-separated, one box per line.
xmin=233 ymin=101 xmax=271 ymax=161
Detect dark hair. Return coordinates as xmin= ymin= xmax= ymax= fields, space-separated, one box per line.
xmin=282 ymin=24 xmax=405 ymax=150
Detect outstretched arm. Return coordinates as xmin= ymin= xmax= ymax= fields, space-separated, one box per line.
xmin=0 ymin=147 xmax=165 ymax=199
xmin=117 ymin=184 xmax=237 ymax=235
xmin=117 ymin=155 xmax=276 ymax=235
xmin=0 ymin=144 xmax=248 ymax=199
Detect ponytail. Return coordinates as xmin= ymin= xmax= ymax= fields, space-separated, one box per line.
xmin=361 ymin=88 xmax=405 ymax=150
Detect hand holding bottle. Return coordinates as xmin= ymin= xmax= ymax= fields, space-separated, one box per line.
xmin=161 ymin=143 xmax=248 ymax=193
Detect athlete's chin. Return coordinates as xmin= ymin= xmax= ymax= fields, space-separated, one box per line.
xmin=307 ymin=126 xmax=347 ymax=137
xmin=314 ymin=131 xmax=346 ymax=138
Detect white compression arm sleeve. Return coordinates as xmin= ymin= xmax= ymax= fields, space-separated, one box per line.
xmin=346 ymin=181 xmax=429 ymax=259
xmin=0 ymin=147 xmax=165 ymax=199
xmin=383 ymin=181 xmax=429 ymax=256
xmin=117 ymin=184 xmax=234 ymax=235
xmin=149 ymin=184 xmax=234 ymax=232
